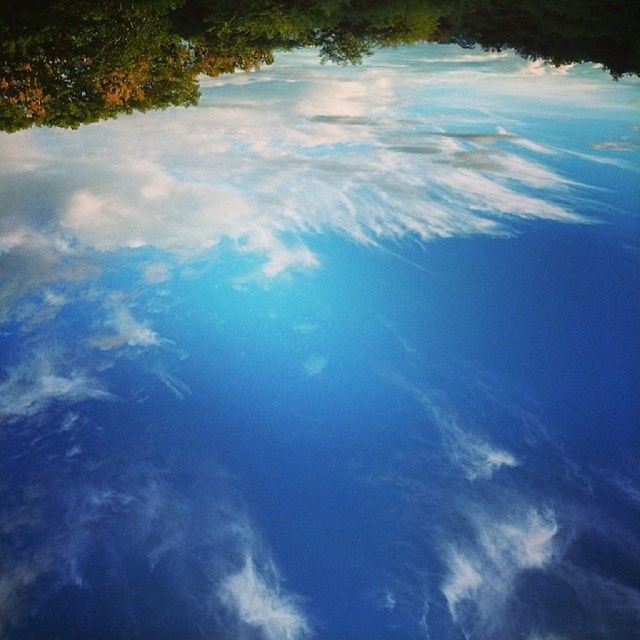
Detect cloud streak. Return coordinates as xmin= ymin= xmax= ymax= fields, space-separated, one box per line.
xmin=397 ymin=378 xmax=519 ymax=480
xmin=378 ymin=370 xmax=640 ymax=640
xmin=0 ymin=349 xmax=112 ymax=422
xmin=89 ymin=303 xmax=164 ymax=351
xmin=219 ymin=555 xmax=310 ymax=640
xmin=0 ymin=455 xmax=311 ymax=639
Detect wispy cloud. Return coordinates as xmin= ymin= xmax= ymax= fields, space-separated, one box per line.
xmin=441 ymin=507 xmax=558 ymax=628
xmin=0 ymin=225 xmax=97 ymax=325
xmin=219 ymin=554 xmax=310 ymax=640
xmin=397 ymin=378 xmax=518 ymax=480
xmin=0 ymin=459 xmax=312 ymax=639
xmin=378 ymin=370 xmax=640 ymax=639
xmin=152 ymin=368 xmax=191 ymax=400
xmin=0 ymin=349 xmax=112 ymax=421
xmin=0 ymin=555 xmax=55 ymax=633
xmin=441 ymin=551 xmax=483 ymax=616
xmin=477 ymin=509 xmax=558 ymax=570
xmin=303 ymin=355 xmax=327 ymax=378
xmin=590 ymin=140 xmax=640 ymax=152
xmin=89 ymin=303 xmax=164 ymax=351
xmin=143 ymin=262 xmax=171 ymax=284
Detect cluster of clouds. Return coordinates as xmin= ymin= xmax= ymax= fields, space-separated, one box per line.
xmin=0 ymin=348 xmax=112 ymax=422
xmin=3 ymin=47 xmax=631 ymax=432
xmin=0 ymin=46 xmax=602 ymax=314
xmin=0 ymin=455 xmax=311 ymax=640
xmin=0 ymin=44 xmax=609 ymax=428
xmin=0 ymin=296 xmax=170 ymax=423
xmin=380 ymin=372 xmax=640 ymax=640
xmin=88 ymin=300 xmax=165 ymax=351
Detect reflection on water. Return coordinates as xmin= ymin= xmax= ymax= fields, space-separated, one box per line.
xmin=1 ymin=0 xmax=639 ymax=131
xmin=1 ymin=4 xmax=640 ymax=640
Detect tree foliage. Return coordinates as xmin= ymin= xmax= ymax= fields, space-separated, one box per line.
xmin=1 ymin=0 xmax=638 ymax=132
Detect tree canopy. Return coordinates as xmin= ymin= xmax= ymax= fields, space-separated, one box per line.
xmin=1 ymin=0 xmax=638 ymax=132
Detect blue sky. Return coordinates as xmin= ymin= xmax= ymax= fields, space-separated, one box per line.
xmin=0 ymin=45 xmax=639 ymax=639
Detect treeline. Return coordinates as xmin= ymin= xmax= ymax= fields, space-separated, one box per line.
xmin=0 ymin=1 xmax=274 ymax=131
xmin=0 ymin=0 xmax=444 ymax=131
xmin=1 ymin=0 xmax=638 ymax=132
xmin=445 ymin=0 xmax=640 ymax=79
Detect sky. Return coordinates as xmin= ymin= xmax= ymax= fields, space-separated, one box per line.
xmin=0 ymin=44 xmax=639 ymax=640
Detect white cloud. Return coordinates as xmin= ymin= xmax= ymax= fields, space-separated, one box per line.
xmin=0 ymin=349 xmax=112 ymax=421
xmin=0 ymin=45 xmax=596 ymax=294
xmin=238 ymin=229 xmax=320 ymax=278
xmin=297 ymin=73 xmax=394 ymax=119
xmin=420 ymin=51 xmax=509 ymax=64
xmin=399 ymin=380 xmax=519 ymax=480
xmin=60 ymin=412 xmax=80 ymax=431
xmin=510 ymin=137 xmax=557 ymax=155
xmin=66 ymin=445 xmax=82 ymax=458
xmin=0 ymin=226 xmax=97 ymax=325
xmin=590 ymin=140 xmax=640 ymax=152
xmin=457 ymin=438 xmax=519 ymax=481
xmin=143 ymin=262 xmax=171 ymax=283
xmin=442 ymin=508 xmax=558 ymax=624
xmin=478 ymin=509 xmax=558 ymax=570
xmin=90 ymin=303 xmax=163 ymax=351
xmin=219 ymin=555 xmax=310 ymax=640
xmin=381 ymin=590 xmax=396 ymax=611
xmin=0 ymin=459 xmax=312 ymax=638
xmin=522 ymin=60 xmax=575 ymax=77
xmin=382 ymin=374 xmax=640 ymax=639
xmin=152 ymin=368 xmax=191 ymax=400
xmin=303 ymin=355 xmax=327 ymax=377
xmin=441 ymin=551 xmax=483 ymax=616
xmin=0 ymin=132 xmax=48 ymax=172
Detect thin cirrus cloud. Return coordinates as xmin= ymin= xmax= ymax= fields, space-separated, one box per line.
xmin=0 ymin=454 xmax=312 ymax=639
xmin=381 ymin=372 xmax=640 ymax=638
xmin=303 ymin=355 xmax=328 ymax=378
xmin=88 ymin=303 xmax=164 ymax=351
xmin=429 ymin=401 xmax=519 ymax=481
xmin=395 ymin=377 xmax=519 ymax=480
xmin=219 ymin=554 xmax=311 ymax=640
xmin=440 ymin=504 xmax=640 ymax=638
xmin=441 ymin=507 xmax=559 ymax=628
xmin=0 ymin=348 xmax=113 ymax=422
